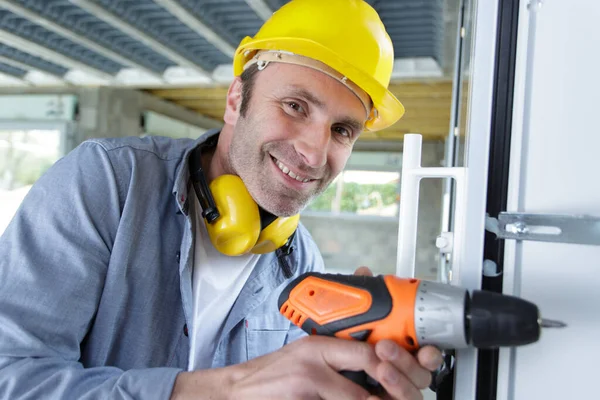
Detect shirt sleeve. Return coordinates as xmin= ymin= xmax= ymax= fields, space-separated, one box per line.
xmin=0 ymin=141 xmax=182 ymax=399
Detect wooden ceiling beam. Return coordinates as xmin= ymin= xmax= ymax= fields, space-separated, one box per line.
xmin=144 ymin=79 xmax=455 ymax=143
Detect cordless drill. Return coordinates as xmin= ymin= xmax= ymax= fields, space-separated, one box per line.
xmin=278 ymin=272 xmax=565 ymax=387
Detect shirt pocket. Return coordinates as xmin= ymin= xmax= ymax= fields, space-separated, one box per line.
xmin=245 ymin=312 xmax=290 ymax=361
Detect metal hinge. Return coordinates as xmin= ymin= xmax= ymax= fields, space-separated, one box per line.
xmin=485 ymin=212 xmax=600 ymax=246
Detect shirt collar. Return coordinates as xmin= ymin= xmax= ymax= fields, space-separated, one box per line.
xmin=172 ymin=128 xmax=222 ymax=216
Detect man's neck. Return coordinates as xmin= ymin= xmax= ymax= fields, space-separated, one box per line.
xmin=205 ymin=125 xmax=233 ymax=182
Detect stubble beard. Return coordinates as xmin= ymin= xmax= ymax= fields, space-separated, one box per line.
xmin=229 ymin=123 xmax=329 ymax=217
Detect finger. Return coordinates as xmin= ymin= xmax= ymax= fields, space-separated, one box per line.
xmin=375 ymin=361 xmax=423 ymax=400
xmin=375 ymin=341 xmax=431 ymax=390
xmin=308 ymin=337 xmax=406 ymax=398
xmin=354 ymin=266 xmax=374 ymax=276
xmin=316 ymin=365 xmax=373 ymax=400
xmin=417 ymin=346 xmax=444 ymax=372
xmin=300 ymin=336 xmax=380 ymax=374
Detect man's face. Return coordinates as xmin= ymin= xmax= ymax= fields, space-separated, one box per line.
xmin=227 ymin=63 xmax=367 ymax=216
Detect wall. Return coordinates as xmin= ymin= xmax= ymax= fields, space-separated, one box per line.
xmin=301 ymin=140 xmax=446 ymax=281
xmin=75 ymin=88 xmax=143 ymax=144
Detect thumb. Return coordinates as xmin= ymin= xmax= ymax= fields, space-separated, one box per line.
xmin=353 ymin=266 xmax=373 ymax=276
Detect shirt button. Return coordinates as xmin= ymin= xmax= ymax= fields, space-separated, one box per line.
xmin=183 ymin=324 xmax=188 ymax=337
xmin=176 ymin=251 xmax=181 ymax=263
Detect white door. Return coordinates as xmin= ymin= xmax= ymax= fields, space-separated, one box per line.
xmin=395 ymin=0 xmax=599 ymax=398
xmin=495 ymin=1 xmax=600 ymax=399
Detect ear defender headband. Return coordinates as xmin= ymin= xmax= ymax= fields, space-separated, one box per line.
xmin=189 ymin=136 xmax=300 ymax=256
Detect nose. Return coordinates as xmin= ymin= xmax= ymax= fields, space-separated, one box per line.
xmin=294 ymin=123 xmax=330 ymax=168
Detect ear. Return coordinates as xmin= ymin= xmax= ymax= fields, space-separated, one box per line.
xmin=223 ymin=77 xmax=243 ymax=125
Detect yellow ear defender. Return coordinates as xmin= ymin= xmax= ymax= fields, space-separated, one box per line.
xmin=189 ymin=136 xmax=299 ymax=256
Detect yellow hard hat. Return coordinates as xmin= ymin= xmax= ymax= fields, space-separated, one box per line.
xmin=233 ymin=0 xmax=405 ymax=132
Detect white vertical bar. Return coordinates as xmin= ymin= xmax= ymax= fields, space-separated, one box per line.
xmin=396 ymin=134 xmax=423 ymax=277
xmin=497 ymin=1 xmax=536 ymax=399
xmin=447 ymin=169 xmax=465 ymax=283
xmin=452 ymin=0 xmax=499 ymax=397
xmin=440 ymin=0 xmax=467 ymax=284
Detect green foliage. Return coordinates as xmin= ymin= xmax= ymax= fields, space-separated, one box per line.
xmin=308 ymin=181 xmax=398 ymax=213
xmin=309 ymin=184 xmax=339 ymax=211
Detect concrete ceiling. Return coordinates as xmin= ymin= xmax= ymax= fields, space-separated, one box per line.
xmin=0 ymin=0 xmax=461 ymax=141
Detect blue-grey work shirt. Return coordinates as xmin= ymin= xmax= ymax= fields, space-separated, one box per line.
xmin=0 ymin=129 xmax=324 ymax=399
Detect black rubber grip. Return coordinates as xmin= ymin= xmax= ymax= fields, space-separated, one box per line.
xmin=341 ymin=370 xmax=369 ymax=387
xmin=340 ymin=371 xmax=382 ymax=392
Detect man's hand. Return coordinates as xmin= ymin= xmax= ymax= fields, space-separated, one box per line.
xmin=169 ymin=336 xmax=385 ymax=399
xmin=171 ymin=266 xmax=443 ymax=400
xmin=172 ymin=334 xmax=439 ymax=400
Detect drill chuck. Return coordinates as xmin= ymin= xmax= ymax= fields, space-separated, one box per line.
xmin=467 ymin=289 xmax=541 ymax=348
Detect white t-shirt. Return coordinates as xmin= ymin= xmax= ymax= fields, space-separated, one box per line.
xmin=187 ymin=194 xmax=260 ymax=371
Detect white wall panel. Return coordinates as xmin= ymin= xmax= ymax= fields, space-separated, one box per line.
xmin=498 ymin=1 xmax=600 ymax=399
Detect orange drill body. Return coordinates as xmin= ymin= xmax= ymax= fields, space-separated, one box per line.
xmin=334 ymin=276 xmax=421 ymax=351
xmin=279 ymin=273 xmax=424 ymax=351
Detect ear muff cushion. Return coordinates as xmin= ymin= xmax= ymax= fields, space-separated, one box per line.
xmin=204 ymin=174 xmax=261 ymax=256
xmin=251 ymin=214 xmax=300 ymax=254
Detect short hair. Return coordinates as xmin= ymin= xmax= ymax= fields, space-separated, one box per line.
xmin=239 ymin=63 xmax=260 ymax=118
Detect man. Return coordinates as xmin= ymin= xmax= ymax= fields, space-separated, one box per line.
xmin=0 ymin=0 xmax=443 ymax=399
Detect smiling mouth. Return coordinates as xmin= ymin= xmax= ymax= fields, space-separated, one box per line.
xmin=271 ymin=156 xmax=315 ymax=183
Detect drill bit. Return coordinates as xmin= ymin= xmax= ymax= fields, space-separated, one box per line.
xmin=539 ymin=318 xmax=567 ymax=328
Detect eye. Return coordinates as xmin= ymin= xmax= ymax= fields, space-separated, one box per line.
xmin=333 ymin=125 xmax=352 ymax=138
xmin=285 ymin=101 xmax=305 ymax=114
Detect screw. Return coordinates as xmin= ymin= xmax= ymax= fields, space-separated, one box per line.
xmin=508 ymin=221 xmax=529 ymax=235
xmin=436 ymin=236 xmax=449 ymax=249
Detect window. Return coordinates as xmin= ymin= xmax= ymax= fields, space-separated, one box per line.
xmin=301 ymin=151 xmax=403 ymax=275
xmin=306 ymin=170 xmax=400 ymax=217
xmin=0 ymin=129 xmax=62 ymax=234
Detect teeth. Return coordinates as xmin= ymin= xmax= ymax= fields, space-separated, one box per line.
xmin=275 ymin=159 xmax=311 ymax=183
